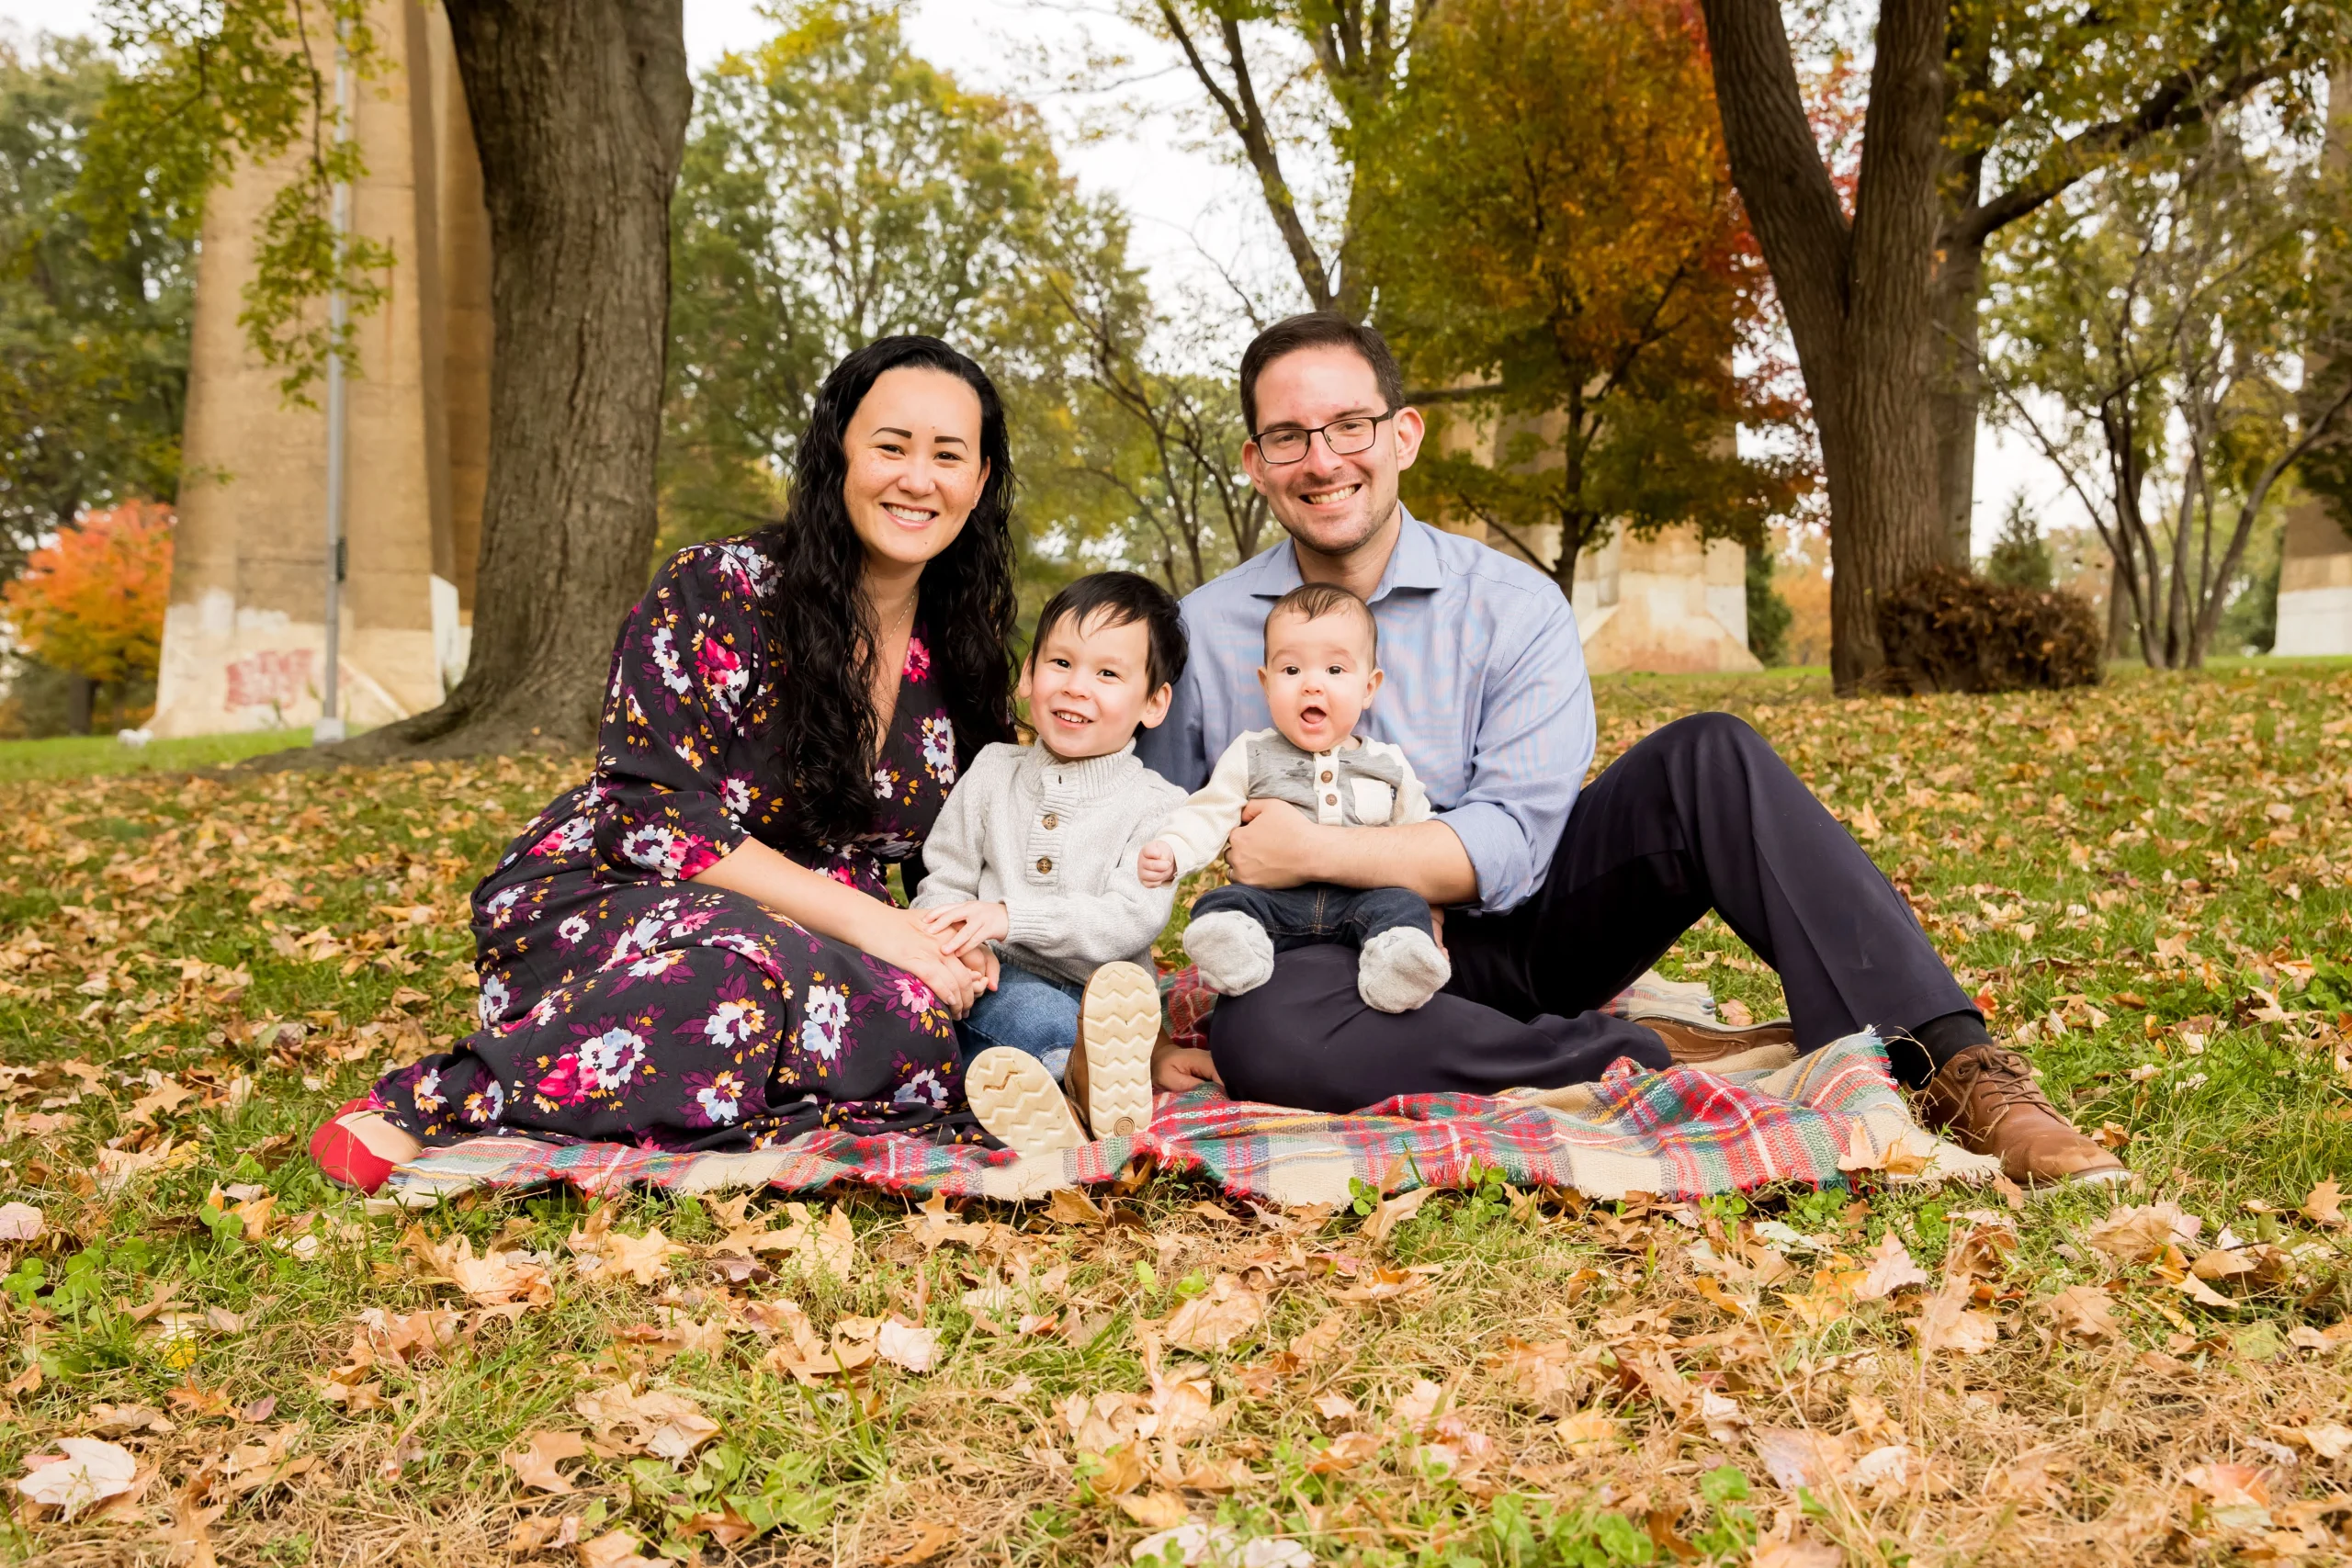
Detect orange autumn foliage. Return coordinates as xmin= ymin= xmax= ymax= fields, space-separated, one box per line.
xmin=4 ymin=500 xmax=175 ymax=686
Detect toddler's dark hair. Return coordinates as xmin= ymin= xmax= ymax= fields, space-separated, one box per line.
xmin=1030 ymin=571 xmax=1189 ymax=691
xmin=1265 ymin=581 xmax=1377 ymax=660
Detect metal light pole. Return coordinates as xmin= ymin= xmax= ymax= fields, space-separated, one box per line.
xmin=314 ymin=20 xmax=353 ymax=746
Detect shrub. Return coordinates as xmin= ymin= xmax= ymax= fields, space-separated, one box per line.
xmin=1875 ymin=566 xmax=2103 ymax=694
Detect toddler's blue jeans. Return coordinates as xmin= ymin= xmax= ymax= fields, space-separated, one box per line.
xmin=956 ymin=962 xmax=1084 ymax=1081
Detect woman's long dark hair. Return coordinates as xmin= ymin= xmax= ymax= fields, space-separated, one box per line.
xmin=752 ymin=336 xmax=1018 ymax=852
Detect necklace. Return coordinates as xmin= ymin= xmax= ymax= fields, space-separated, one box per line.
xmin=874 ymin=591 xmax=917 ymax=650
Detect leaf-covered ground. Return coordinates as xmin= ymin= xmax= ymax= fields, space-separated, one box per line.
xmin=0 ymin=664 xmax=2346 ymax=1567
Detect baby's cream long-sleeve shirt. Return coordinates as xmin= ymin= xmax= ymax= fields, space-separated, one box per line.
xmin=1153 ymin=728 xmax=1431 ymax=879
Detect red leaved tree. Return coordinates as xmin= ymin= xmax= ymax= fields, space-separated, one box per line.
xmin=4 ymin=500 xmax=175 ymax=732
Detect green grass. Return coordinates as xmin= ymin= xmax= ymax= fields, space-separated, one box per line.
xmin=0 ymin=668 xmax=2343 ymax=1564
xmin=0 ymin=726 xmax=315 ymax=782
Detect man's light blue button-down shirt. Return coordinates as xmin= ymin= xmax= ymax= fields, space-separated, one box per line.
xmin=1136 ymin=508 xmax=1595 ymax=914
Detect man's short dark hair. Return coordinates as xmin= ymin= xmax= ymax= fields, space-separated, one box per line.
xmin=1238 ymin=312 xmax=1408 ymax=435
xmin=1265 ymin=581 xmax=1377 ymax=662
xmin=1030 ymin=571 xmax=1188 ymax=691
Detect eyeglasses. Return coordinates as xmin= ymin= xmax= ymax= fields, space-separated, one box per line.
xmin=1250 ymin=410 xmax=1396 ymax=465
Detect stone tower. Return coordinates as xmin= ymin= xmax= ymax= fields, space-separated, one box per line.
xmin=1424 ymin=403 xmax=1759 ymax=673
xmin=2275 ymin=66 xmax=2352 ymax=658
xmin=152 ymin=0 xmax=488 ymax=737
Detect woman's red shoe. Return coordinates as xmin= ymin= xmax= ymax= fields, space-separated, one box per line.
xmin=310 ymin=1097 xmax=399 ymax=1195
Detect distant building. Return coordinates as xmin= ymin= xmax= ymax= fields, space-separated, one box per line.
xmin=1423 ymin=406 xmax=1759 ymax=674
xmin=152 ymin=0 xmax=487 ymax=737
xmin=2276 ymin=496 xmax=2352 ymax=655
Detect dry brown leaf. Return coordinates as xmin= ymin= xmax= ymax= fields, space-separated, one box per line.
xmin=881 ymin=1520 xmax=962 ymax=1564
xmin=1116 ymin=1490 xmax=1191 ymax=1529
xmin=2046 ymin=1283 xmax=2120 ymax=1342
xmin=1286 ymin=1311 xmax=1347 ymax=1364
xmin=402 ymin=1226 xmax=552 ymax=1307
xmin=1306 ymin=1429 xmax=1384 ymax=1473
xmin=17 ymin=1438 xmax=138 ymax=1518
xmin=1853 ymin=1231 xmax=1928 ymax=1301
xmin=1753 ymin=1532 xmax=1845 ymax=1568
xmin=1752 ymin=1427 xmax=1855 ymax=1491
xmin=503 ymin=1429 xmax=586 ymax=1495
xmin=2190 ymin=1247 xmax=2257 ymax=1281
xmin=1160 ymin=1274 xmax=1264 ymax=1353
xmin=507 ymin=1515 xmax=581 ymax=1553
xmin=1361 ymin=1186 xmax=1430 ymax=1247
xmin=1909 ymin=1279 xmax=1999 ymax=1355
xmin=2300 ymin=1179 xmax=2343 ymax=1228
xmin=576 ymin=1527 xmax=662 ymax=1568
xmin=2182 ymin=1461 xmax=2269 ymax=1508
xmin=573 ymin=1384 xmax=719 ymax=1463
xmin=1557 ymin=1409 xmax=1622 ymax=1455
xmin=2084 ymin=1201 xmax=2201 ymax=1266
xmin=875 ymin=1319 xmax=940 ymax=1373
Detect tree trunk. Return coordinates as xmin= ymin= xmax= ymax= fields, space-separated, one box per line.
xmin=1928 ymin=230 xmax=1984 ymax=568
xmin=334 ymin=0 xmax=690 ymax=761
xmin=66 ymin=674 xmax=93 ymax=737
xmin=2105 ymin=555 xmax=2132 ymax=657
xmin=1698 ymin=0 xmax=1950 ymax=694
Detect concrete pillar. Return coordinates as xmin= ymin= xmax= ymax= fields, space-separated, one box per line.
xmin=2276 ymin=68 xmax=2352 ymax=657
xmin=153 ymin=0 xmax=487 ymax=738
xmin=1419 ymin=398 xmax=1759 ymax=671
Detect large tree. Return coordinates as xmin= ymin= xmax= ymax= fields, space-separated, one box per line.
xmin=93 ymin=0 xmax=689 ymax=755
xmin=1697 ymin=0 xmax=2345 ymax=690
xmin=1362 ymin=0 xmax=1801 ymax=598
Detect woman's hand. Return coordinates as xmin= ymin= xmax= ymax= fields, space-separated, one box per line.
xmin=916 ymin=899 xmax=1010 ymax=955
xmin=860 ymin=906 xmax=987 ymax=1017
xmin=957 ymin=942 xmax=1000 ymax=994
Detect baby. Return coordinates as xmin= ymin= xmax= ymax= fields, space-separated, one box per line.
xmin=1139 ymin=581 xmax=1450 ymax=1013
xmin=912 ymin=571 xmax=1204 ymax=1158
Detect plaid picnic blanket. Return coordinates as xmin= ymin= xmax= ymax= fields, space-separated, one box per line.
xmin=386 ymin=984 xmax=1999 ymax=1205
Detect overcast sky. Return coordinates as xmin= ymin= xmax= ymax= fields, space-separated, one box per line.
xmin=5 ymin=0 xmax=2059 ymax=552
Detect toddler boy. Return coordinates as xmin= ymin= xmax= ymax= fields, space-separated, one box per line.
xmin=1139 ymin=582 xmax=1450 ymax=1012
xmin=914 ymin=572 xmax=1192 ymax=1156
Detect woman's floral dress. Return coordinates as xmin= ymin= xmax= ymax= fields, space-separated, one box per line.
xmin=368 ymin=542 xmax=978 ymax=1151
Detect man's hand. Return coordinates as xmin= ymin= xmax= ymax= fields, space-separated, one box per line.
xmin=915 ymin=899 xmax=1009 ymax=956
xmin=1225 ymin=798 xmax=1323 ymax=888
xmin=1153 ymin=1044 xmax=1222 ymax=1092
xmin=1136 ymin=840 xmax=1179 ymax=887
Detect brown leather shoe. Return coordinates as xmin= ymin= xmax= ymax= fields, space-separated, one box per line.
xmin=1917 ymin=1043 xmax=2128 ymax=1187
xmin=1634 ymin=1014 xmax=1798 ymax=1066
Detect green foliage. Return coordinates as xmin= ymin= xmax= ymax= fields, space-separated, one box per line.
xmin=0 ymin=36 xmax=189 ymax=575
xmin=81 ymin=0 xmax=394 ymax=401
xmin=1985 ymin=110 xmax=2340 ymax=668
xmin=1363 ymin=0 xmax=1804 ymax=594
xmin=2214 ymin=519 xmax=2281 ymax=655
xmin=1745 ymin=546 xmax=1792 ymax=666
xmin=660 ymin=0 xmax=1136 ymax=588
xmin=1983 ymin=494 xmax=2054 ymax=591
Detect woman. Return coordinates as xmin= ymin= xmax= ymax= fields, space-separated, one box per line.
xmin=311 ymin=336 xmax=1018 ymax=1190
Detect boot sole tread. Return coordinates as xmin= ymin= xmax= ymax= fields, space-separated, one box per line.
xmin=1080 ymin=962 xmax=1159 ymax=1139
xmin=965 ymin=1047 xmax=1085 ymax=1159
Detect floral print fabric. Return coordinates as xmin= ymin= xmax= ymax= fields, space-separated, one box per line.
xmin=369 ymin=542 xmax=978 ymax=1152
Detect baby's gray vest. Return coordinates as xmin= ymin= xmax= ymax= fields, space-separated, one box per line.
xmin=1244 ymin=735 xmax=1408 ymax=825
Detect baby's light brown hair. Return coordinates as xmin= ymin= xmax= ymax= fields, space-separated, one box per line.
xmin=1263 ymin=581 xmax=1378 ymax=661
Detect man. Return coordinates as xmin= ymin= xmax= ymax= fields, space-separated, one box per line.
xmin=1136 ymin=312 xmax=2124 ymax=1186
